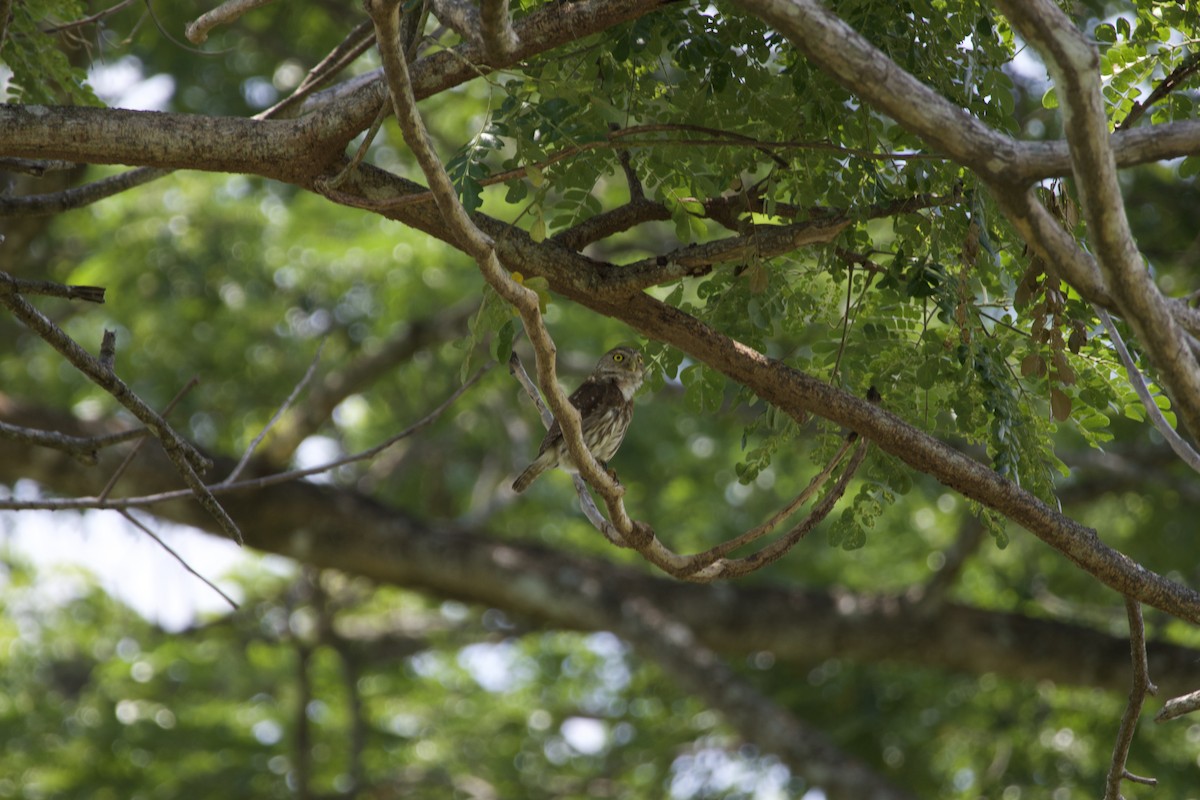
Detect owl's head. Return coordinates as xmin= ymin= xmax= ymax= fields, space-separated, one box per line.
xmin=593 ymin=346 xmax=646 ymax=391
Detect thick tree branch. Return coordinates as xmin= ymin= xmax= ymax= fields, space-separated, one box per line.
xmin=621 ymin=596 xmax=913 ymax=800
xmin=3 ymin=409 xmax=1200 ymax=698
xmin=427 ymin=0 xmax=482 ymax=44
xmin=298 ymin=158 xmax=1200 ymax=621
xmin=0 ymin=0 xmax=674 ymax=180
xmin=730 ymin=0 xmax=1023 ymax=182
xmin=478 ymin=0 xmax=519 ymax=60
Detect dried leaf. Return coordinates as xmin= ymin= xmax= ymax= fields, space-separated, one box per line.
xmin=1068 ymin=322 xmax=1087 ymax=353
xmin=1050 ymin=388 xmax=1072 ymax=421
xmin=1015 ymin=258 xmax=1044 ymax=309
xmin=746 ymin=262 xmax=769 ymax=294
xmin=1021 ymin=353 xmax=1046 ymax=378
xmin=1052 ymin=351 xmax=1076 ymax=385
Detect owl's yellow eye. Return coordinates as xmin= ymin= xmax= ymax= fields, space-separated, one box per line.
xmin=613 ymin=353 xmax=624 ymax=362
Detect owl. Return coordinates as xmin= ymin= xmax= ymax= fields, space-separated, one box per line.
xmin=512 ymin=346 xmax=646 ymax=492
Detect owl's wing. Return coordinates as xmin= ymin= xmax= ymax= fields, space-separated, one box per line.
xmin=537 ymin=378 xmax=619 ymax=454
xmin=568 ymin=376 xmax=621 ymax=416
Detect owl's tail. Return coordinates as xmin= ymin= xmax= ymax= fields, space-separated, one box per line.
xmin=512 ymin=457 xmax=549 ymax=493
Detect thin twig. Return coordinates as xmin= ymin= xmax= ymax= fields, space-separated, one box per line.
xmin=98 ymin=377 xmax=199 ymax=501
xmin=1097 ymin=307 xmax=1200 ymax=472
xmin=0 ymin=167 xmax=171 ymax=218
xmin=119 ymin=509 xmax=240 ymax=610
xmin=0 ymin=157 xmax=79 ymax=176
xmin=1103 ymin=597 xmax=1158 ymax=799
xmin=1116 ymin=51 xmax=1200 ymax=132
xmin=320 ymin=102 xmax=390 ymax=190
xmin=679 ymin=436 xmax=857 ymax=574
xmin=0 ymin=280 xmax=210 ymax=471
xmin=0 ymin=0 xmax=12 ymax=57
xmin=688 ymin=437 xmax=869 ymax=581
xmin=0 ymin=272 xmax=105 ymax=303
xmin=0 ymin=364 xmax=491 ymax=512
xmin=222 ymin=339 xmax=326 ymax=484
xmin=256 ymin=21 xmax=377 ymax=120
xmin=507 ymin=350 xmax=553 ymax=428
xmin=0 ymin=420 xmax=146 ymax=465
xmin=40 ymin=0 xmax=134 ymax=33
xmin=0 ymin=279 xmax=240 ymax=542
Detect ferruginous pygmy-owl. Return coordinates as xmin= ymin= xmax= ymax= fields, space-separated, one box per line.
xmin=512 ymin=346 xmax=646 ymax=493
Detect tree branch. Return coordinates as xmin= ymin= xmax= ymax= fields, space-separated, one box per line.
xmin=7 ymin=408 xmax=1200 ymax=698
xmin=426 ymin=0 xmax=481 ymax=46
xmin=185 ymin=0 xmax=278 ymax=44
xmin=1103 ymin=598 xmax=1158 ymax=798
xmin=0 ymin=419 xmax=145 ymax=465
xmin=1097 ymin=307 xmax=1200 ymax=472
xmin=621 ymin=595 xmax=914 ymax=800
xmin=0 ymin=276 xmax=244 ymax=544
xmin=996 ymin=0 xmax=1200 ymax=445
xmin=221 ymin=340 xmax=326 ymax=485
xmin=479 ymin=0 xmax=519 ymax=60
xmin=365 ymin=0 xmax=647 ymax=544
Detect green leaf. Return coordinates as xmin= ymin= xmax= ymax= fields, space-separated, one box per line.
xmin=490 ymin=320 xmax=516 ymax=364
xmin=1180 ymin=156 xmax=1200 ymax=178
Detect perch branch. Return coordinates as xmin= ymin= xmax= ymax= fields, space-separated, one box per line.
xmin=510 ymin=348 xmax=869 ymax=577
xmin=365 ymin=0 xmax=647 ymax=542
